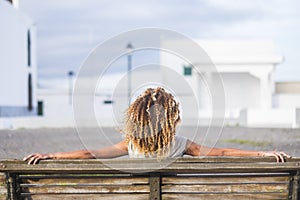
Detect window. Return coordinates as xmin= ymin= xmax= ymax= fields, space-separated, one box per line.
xmin=183 ymin=65 xmax=192 ymax=76
xmin=27 ymin=30 xmax=31 ymax=67
xmin=28 ymin=73 xmax=33 ymax=111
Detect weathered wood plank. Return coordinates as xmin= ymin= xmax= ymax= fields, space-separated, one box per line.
xmin=0 ymin=158 xmax=300 ymax=174
xmin=21 ymin=193 xmax=149 ymax=200
xmin=1 ymin=158 xmax=299 ymax=199
xmin=162 ymin=193 xmax=287 ymax=200
xmin=175 ymin=157 xmax=300 ymax=163
xmin=20 ymin=174 xmax=133 ymax=178
xmin=21 ymin=185 xmax=150 ymax=194
xmin=0 ymin=194 xmax=6 ymax=200
xmin=2 ymin=157 xmax=300 ymax=166
xmin=162 ymin=175 xmax=289 ymax=184
xmin=21 ymin=176 xmax=149 ymax=185
xmin=162 ymin=183 xmax=288 ymax=193
xmin=0 ymin=173 xmax=5 ymax=200
xmin=0 ymin=173 xmax=4 ymax=184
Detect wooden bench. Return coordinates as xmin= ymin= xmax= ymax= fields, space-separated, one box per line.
xmin=0 ymin=157 xmax=299 ymax=200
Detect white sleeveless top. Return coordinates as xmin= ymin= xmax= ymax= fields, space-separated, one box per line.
xmin=128 ymin=136 xmax=188 ymax=158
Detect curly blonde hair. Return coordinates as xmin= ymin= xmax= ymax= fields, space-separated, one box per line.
xmin=124 ymin=87 xmax=180 ymax=159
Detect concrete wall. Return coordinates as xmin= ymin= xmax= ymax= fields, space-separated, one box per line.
xmin=274 ymin=82 xmax=300 ymax=109
xmin=273 ymin=94 xmax=300 ymax=109
xmin=218 ymin=72 xmax=260 ymax=110
xmin=246 ymin=108 xmax=297 ymax=128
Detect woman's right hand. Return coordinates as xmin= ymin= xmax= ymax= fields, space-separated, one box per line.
xmin=23 ymin=153 xmax=53 ymax=165
xmin=259 ymin=151 xmax=291 ymax=163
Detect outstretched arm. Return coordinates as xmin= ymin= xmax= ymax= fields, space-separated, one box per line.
xmin=23 ymin=141 xmax=128 ymax=165
xmin=185 ymin=140 xmax=291 ymax=162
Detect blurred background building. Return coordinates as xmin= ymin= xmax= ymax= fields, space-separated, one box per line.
xmin=0 ymin=0 xmax=299 ymax=129
xmin=160 ymin=40 xmax=300 ymax=127
xmin=0 ymin=0 xmax=38 ymax=118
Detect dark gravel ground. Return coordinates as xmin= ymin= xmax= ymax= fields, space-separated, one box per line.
xmin=0 ymin=126 xmax=299 ymax=159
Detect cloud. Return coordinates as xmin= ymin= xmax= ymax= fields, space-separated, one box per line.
xmin=19 ymin=0 xmax=300 ymax=81
xmin=202 ymin=0 xmax=300 ymax=81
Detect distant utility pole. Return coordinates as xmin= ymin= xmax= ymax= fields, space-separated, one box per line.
xmin=126 ymin=43 xmax=133 ymax=106
xmin=68 ymin=71 xmax=74 ymax=105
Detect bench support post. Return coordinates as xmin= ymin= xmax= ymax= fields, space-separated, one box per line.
xmin=149 ymin=173 xmax=161 ymax=200
xmin=292 ymin=171 xmax=300 ymax=200
xmin=6 ymin=173 xmax=20 ymax=200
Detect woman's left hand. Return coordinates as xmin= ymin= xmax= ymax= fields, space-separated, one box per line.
xmin=23 ymin=153 xmax=53 ymax=165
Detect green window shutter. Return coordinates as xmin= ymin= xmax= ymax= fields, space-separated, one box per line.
xmin=183 ymin=65 xmax=192 ymax=76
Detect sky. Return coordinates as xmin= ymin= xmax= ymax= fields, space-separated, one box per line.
xmin=19 ymin=0 xmax=300 ymax=82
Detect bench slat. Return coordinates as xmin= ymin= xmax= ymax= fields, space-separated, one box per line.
xmin=21 ymin=177 xmax=149 ymax=185
xmin=162 ymin=183 xmax=288 ymax=193
xmin=20 ymin=193 xmax=149 ymax=200
xmin=1 ymin=158 xmax=300 ymax=173
xmin=162 ymin=175 xmax=289 ymax=184
xmin=19 ymin=174 xmax=133 ymax=178
xmin=162 ymin=193 xmax=287 ymax=200
xmin=21 ymin=185 xmax=150 ymax=194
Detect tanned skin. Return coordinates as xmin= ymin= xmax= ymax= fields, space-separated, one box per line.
xmin=24 ymin=139 xmax=290 ymax=165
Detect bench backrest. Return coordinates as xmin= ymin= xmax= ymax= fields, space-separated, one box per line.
xmin=1 ymin=157 xmax=299 ymax=200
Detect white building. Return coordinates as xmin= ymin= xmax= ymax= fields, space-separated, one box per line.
xmin=1 ymin=36 xmax=299 ymax=128
xmin=161 ymin=39 xmax=299 ymax=127
xmin=0 ymin=0 xmax=38 ymax=117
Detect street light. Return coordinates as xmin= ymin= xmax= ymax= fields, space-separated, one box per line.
xmin=68 ymin=70 xmax=74 ymax=105
xmin=126 ymin=43 xmax=133 ymax=105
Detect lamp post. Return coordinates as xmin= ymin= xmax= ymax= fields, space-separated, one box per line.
xmin=126 ymin=43 xmax=133 ymax=105
xmin=68 ymin=70 xmax=74 ymax=105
